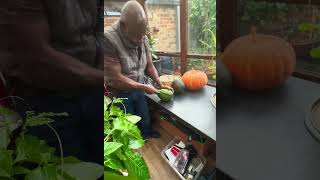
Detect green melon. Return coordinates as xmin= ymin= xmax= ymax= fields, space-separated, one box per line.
xmin=157 ymin=89 xmax=174 ymax=102
xmin=171 ymin=79 xmax=185 ymax=94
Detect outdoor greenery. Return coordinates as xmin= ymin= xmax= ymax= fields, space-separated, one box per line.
xmin=239 ymin=0 xmax=320 ymax=44
xmin=298 ymin=22 xmax=320 ymax=59
xmin=188 ymin=0 xmax=216 ymax=55
xmin=188 ymin=0 xmax=216 ymax=79
xmin=0 ymin=105 xmax=103 ymax=179
xmin=104 ymin=96 xmax=150 ymax=180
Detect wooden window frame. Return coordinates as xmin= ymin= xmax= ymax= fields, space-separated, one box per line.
xmin=143 ymin=0 xmax=215 ymax=75
xmin=219 ymin=0 xmax=320 ymax=83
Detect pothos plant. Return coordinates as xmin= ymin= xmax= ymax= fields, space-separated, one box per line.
xmin=0 ymin=100 xmax=103 ymax=180
xmin=104 ymin=96 xmax=150 ymax=180
xmin=298 ymin=22 xmax=320 ymax=59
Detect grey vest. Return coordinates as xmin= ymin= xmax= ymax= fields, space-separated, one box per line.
xmin=43 ymin=0 xmax=102 ymax=67
xmin=104 ymin=21 xmax=149 ymax=84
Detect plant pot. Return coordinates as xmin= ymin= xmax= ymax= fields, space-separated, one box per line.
xmin=153 ymin=57 xmax=162 ymax=76
xmin=292 ymin=40 xmax=320 ymax=60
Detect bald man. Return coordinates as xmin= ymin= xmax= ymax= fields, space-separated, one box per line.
xmin=104 ymin=0 xmax=171 ymax=139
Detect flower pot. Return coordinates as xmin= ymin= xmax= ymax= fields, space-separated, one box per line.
xmin=292 ymin=40 xmax=320 ymax=60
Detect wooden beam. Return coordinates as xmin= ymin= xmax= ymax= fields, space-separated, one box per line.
xmin=156 ymin=52 xmax=215 ymax=60
xmin=217 ymin=0 xmax=238 ymax=51
xmin=255 ymin=0 xmax=320 ymax=5
xmin=180 ymin=0 xmax=188 ymax=74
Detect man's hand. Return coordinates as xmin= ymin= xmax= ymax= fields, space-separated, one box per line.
xmin=143 ymin=84 xmax=159 ymax=94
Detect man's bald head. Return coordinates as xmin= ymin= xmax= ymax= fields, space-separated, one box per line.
xmin=120 ymin=0 xmax=148 ymax=45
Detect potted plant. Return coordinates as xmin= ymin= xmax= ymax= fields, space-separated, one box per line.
xmin=104 ymin=96 xmax=150 ymax=180
xmin=147 ymin=27 xmax=162 ymax=75
xmin=0 ymin=100 xmax=103 ymax=179
xmin=295 ymin=22 xmax=320 ymax=60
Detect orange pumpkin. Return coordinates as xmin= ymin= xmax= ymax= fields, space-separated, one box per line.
xmin=182 ymin=69 xmax=208 ymax=90
xmin=223 ymin=28 xmax=296 ymax=90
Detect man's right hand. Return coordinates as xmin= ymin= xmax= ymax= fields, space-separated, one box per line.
xmin=143 ymin=84 xmax=159 ymax=94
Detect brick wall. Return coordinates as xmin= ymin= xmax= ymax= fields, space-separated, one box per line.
xmin=104 ymin=4 xmax=178 ymax=52
xmin=147 ymin=5 xmax=178 ymax=52
xmin=104 ymin=16 xmax=120 ymax=28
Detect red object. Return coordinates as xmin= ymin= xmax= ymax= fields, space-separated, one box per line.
xmin=170 ymin=146 xmax=181 ymax=156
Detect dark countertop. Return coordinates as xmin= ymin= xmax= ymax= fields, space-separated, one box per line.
xmin=146 ymin=86 xmax=216 ymax=141
xmin=217 ymin=77 xmax=320 ymax=180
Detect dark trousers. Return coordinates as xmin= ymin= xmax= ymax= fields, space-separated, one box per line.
xmin=113 ymin=90 xmax=153 ymax=136
xmin=17 ymin=90 xmax=103 ymax=165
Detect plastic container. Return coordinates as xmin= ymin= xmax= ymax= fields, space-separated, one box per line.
xmin=161 ymin=137 xmax=206 ymax=180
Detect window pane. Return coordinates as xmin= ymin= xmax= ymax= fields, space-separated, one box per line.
xmin=188 ymin=0 xmax=216 ymax=55
xmin=187 ymin=58 xmax=216 ymax=84
xmin=238 ymin=0 xmax=320 ymax=77
xmin=104 ymin=0 xmax=125 ymax=30
xmin=159 ymin=56 xmax=181 ymax=75
xmin=146 ymin=0 xmax=181 ymax=52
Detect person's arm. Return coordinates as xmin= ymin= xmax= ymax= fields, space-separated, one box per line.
xmin=145 ymin=55 xmax=162 ymax=87
xmin=0 ymin=1 xmax=103 ymax=91
xmin=144 ymin=38 xmax=173 ymax=91
xmin=104 ymin=58 xmax=158 ymax=94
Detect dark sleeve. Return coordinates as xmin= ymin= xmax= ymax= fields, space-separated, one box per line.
xmin=0 ymin=0 xmax=45 ymax=24
xmin=102 ymin=35 xmax=120 ymax=63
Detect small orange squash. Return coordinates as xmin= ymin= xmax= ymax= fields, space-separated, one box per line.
xmin=223 ymin=28 xmax=296 ymax=90
xmin=182 ymin=69 xmax=208 ymax=90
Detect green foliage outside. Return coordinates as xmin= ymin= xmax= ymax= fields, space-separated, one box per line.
xmin=188 ymin=0 xmax=216 ymax=79
xmin=239 ymin=0 xmax=320 ymax=60
xmin=298 ymin=22 xmax=320 ymax=59
xmin=188 ymin=0 xmax=216 ymax=55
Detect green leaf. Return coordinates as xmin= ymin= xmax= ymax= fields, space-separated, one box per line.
xmin=14 ymin=135 xmax=56 ymax=164
xmin=104 ymin=154 xmax=125 ymax=171
xmin=126 ymin=115 xmax=141 ymax=124
xmin=24 ymin=165 xmax=62 ymax=180
xmin=112 ymin=98 xmax=127 ymax=104
xmin=298 ymin=22 xmax=318 ymax=32
xmin=123 ymin=148 xmax=149 ymax=180
xmin=110 ymin=106 xmax=124 ymax=117
xmin=0 ymin=149 xmax=12 ymax=178
xmin=25 ymin=111 xmax=68 ymax=127
xmin=212 ymin=74 xmax=216 ymax=80
xmin=12 ymin=166 xmax=31 ymax=175
xmin=0 ymin=127 xmax=10 ymax=149
xmin=104 ymin=96 xmax=112 ymax=108
xmin=310 ymin=47 xmax=320 ymax=59
xmin=0 ymin=107 xmax=15 ymax=117
xmin=104 ymin=171 xmax=139 ymax=180
xmin=104 ymin=142 xmax=123 ymax=156
xmin=113 ymin=118 xmax=143 ymax=141
xmin=58 ymin=162 xmax=104 ymax=180
xmin=128 ymin=140 xmax=144 ymax=149
xmin=62 ymin=156 xmax=83 ymax=164
xmin=114 ymin=149 xmax=126 ymax=161
xmin=113 ymin=117 xmax=126 ymax=131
